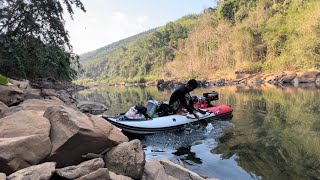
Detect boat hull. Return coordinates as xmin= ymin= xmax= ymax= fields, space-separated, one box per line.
xmin=102 ymin=104 xmax=233 ymax=135
xmin=204 ymin=105 xmax=233 ymax=120
xmin=103 ymin=111 xmax=215 ymax=135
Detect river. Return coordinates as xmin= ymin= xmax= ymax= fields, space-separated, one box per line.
xmin=74 ymin=85 xmax=320 ymax=180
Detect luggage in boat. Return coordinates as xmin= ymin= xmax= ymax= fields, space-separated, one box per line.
xmin=125 ymin=106 xmax=145 ymax=119
xmin=156 ymin=103 xmax=174 ymax=117
xmin=145 ymin=100 xmax=158 ymax=117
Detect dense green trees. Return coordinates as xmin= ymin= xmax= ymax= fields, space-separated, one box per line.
xmin=79 ymin=14 xmax=200 ymax=83
xmin=0 ymin=0 xmax=85 ymax=80
xmin=79 ymin=0 xmax=320 ymax=84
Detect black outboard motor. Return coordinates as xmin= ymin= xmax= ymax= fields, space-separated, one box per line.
xmin=203 ymin=91 xmax=219 ymax=107
xmin=203 ymin=91 xmax=219 ymax=101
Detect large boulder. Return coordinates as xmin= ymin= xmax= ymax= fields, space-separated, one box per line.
xmin=104 ymin=139 xmax=145 ymax=179
xmin=0 ymin=86 xmax=24 ymax=106
xmin=160 ymin=159 xmax=205 ymax=180
xmin=75 ymin=168 xmax=110 ymax=180
xmin=142 ymin=160 xmax=177 ymax=180
xmin=56 ymin=158 xmax=104 ymax=179
xmin=43 ymin=105 xmax=128 ymax=167
xmin=7 ymin=162 xmax=55 ymax=180
xmin=0 ymin=110 xmax=51 ymax=174
xmin=77 ymin=101 xmax=108 ymax=115
xmin=19 ymin=99 xmax=64 ymax=112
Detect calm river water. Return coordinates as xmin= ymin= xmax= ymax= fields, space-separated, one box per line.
xmin=75 ymin=85 xmax=320 ymax=180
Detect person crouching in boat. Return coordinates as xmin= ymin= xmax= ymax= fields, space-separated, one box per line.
xmin=169 ymin=79 xmax=200 ymax=120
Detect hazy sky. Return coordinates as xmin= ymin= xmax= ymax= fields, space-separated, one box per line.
xmin=64 ymin=0 xmax=214 ymax=54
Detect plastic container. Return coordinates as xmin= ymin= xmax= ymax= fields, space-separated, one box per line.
xmin=145 ymin=100 xmax=158 ymax=117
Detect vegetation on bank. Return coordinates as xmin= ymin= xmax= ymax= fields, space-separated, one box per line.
xmin=0 ymin=0 xmax=85 ymax=81
xmin=0 ymin=74 xmax=8 ymax=86
xmin=78 ymin=0 xmax=320 ymax=85
xmin=78 ymin=14 xmax=200 ymax=84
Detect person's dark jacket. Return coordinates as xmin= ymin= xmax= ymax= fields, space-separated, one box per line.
xmin=169 ymin=85 xmax=193 ymax=114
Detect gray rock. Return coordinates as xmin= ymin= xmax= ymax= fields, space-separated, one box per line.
xmin=0 ymin=101 xmax=8 ymax=113
xmin=41 ymin=89 xmax=59 ymax=97
xmin=19 ymin=99 xmax=64 ymax=112
xmin=24 ymin=88 xmax=43 ymax=100
xmin=109 ymin=171 xmax=133 ymax=180
xmin=44 ymin=106 xmax=128 ymax=167
xmin=75 ymin=168 xmax=110 ymax=180
xmin=0 ymin=86 xmax=24 ymax=106
xmin=104 ymin=139 xmax=145 ymax=179
xmin=56 ymin=158 xmax=104 ymax=179
xmin=0 ymin=106 xmax=23 ymax=119
xmin=77 ymin=101 xmax=108 ymax=115
xmin=9 ymin=79 xmax=30 ymax=90
xmin=7 ymin=162 xmax=55 ymax=180
xmin=142 ymin=160 xmax=173 ymax=180
xmin=160 ymin=158 xmax=205 ymax=180
xmin=0 ymin=110 xmax=51 ymax=174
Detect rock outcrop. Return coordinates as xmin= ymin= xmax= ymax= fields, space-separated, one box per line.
xmin=19 ymin=99 xmax=64 ymax=112
xmin=43 ymin=105 xmax=128 ymax=167
xmin=7 ymin=162 xmax=55 ymax=180
xmin=142 ymin=160 xmax=177 ymax=180
xmin=0 ymin=86 xmax=24 ymax=106
xmin=56 ymin=158 xmax=105 ymax=179
xmin=0 ymin=110 xmax=51 ymax=174
xmin=160 ymin=159 xmax=205 ymax=180
xmin=104 ymin=139 xmax=145 ymax=179
xmin=75 ymin=168 xmax=110 ymax=180
xmin=77 ymin=101 xmax=108 ymax=115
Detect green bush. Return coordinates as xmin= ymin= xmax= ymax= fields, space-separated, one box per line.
xmin=0 ymin=74 xmax=8 ymax=86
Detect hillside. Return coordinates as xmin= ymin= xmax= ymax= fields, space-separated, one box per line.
xmin=78 ymin=14 xmax=200 ymax=84
xmin=79 ymin=28 xmax=157 ymax=63
xmin=77 ymin=0 xmax=320 ymax=85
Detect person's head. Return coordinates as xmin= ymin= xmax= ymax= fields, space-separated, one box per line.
xmin=186 ymin=79 xmax=198 ymax=92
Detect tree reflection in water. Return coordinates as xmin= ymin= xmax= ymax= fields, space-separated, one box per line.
xmin=75 ymin=85 xmax=320 ymax=179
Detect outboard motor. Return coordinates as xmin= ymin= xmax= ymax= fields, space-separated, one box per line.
xmin=203 ymin=91 xmax=219 ymax=101
xmin=203 ymin=91 xmax=219 ymax=107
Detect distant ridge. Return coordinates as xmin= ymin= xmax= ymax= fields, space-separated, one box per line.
xmin=79 ymin=28 xmax=157 ymax=62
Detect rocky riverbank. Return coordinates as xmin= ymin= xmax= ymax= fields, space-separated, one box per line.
xmin=0 ymin=79 xmax=217 ymax=180
xmin=94 ymin=70 xmax=320 ymax=89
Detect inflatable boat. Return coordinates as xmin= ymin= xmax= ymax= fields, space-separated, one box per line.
xmin=102 ymin=110 xmax=215 ymax=135
xmin=102 ymin=91 xmax=233 ymax=135
xmin=203 ymin=104 xmax=233 ymax=120
xmin=102 ymin=105 xmax=232 ymax=135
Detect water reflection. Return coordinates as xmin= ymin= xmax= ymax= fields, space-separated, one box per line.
xmin=75 ymin=85 xmax=320 ymax=180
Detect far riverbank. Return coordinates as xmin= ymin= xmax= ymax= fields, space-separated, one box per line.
xmin=77 ymin=70 xmax=320 ymax=89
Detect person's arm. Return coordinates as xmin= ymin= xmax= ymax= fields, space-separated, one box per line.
xmin=179 ymin=93 xmax=200 ymax=120
xmin=179 ymin=93 xmax=193 ymax=114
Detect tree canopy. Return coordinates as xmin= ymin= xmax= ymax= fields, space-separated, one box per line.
xmin=0 ymin=0 xmax=85 ymax=80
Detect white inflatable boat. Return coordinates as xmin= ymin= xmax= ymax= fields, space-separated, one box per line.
xmin=102 ymin=111 xmax=215 ymax=135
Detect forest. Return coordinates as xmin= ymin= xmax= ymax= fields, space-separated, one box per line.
xmin=0 ymin=0 xmax=85 ymax=81
xmin=78 ymin=0 xmax=320 ymax=84
xmin=1 ymin=0 xmax=319 ymax=85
